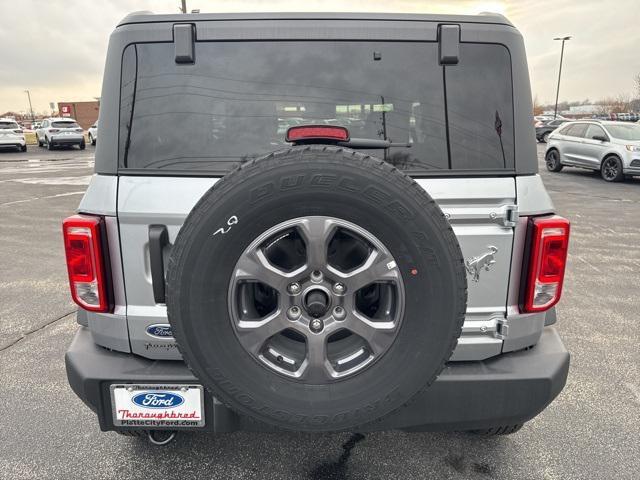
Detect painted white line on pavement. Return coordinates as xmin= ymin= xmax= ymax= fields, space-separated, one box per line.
xmin=8 ymin=175 xmax=92 ymax=186
xmin=0 ymin=162 xmax=94 ymax=176
xmin=0 ymin=191 xmax=85 ymax=207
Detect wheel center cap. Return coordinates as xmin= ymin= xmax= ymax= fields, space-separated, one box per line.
xmin=304 ymin=288 xmax=330 ymax=318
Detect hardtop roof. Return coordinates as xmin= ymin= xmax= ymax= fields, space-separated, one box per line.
xmin=117 ymin=11 xmax=513 ymax=28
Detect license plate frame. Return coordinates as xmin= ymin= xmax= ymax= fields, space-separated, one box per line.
xmin=110 ymin=384 xmax=205 ymax=428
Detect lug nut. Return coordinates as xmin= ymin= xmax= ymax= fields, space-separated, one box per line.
xmin=332 ymin=282 xmax=346 ymax=295
xmin=309 ymin=318 xmax=324 ymax=333
xmin=287 ymin=306 xmax=302 ymax=320
xmin=333 ymin=306 xmax=346 ymax=320
xmin=287 ymin=282 xmax=301 ymax=295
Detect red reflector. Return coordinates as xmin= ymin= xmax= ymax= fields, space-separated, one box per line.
xmin=286 ymin=125 xmax=350 ymax=143
xmin=522 ymin=216 xmax=570 ymax=313
xmin=67 ymin=236 xmax=94 ymax=280
xmin=62 ymin=215 xmax=111 ymax=312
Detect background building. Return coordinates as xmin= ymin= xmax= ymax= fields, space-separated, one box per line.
xmin=57 ymin=101 xmax=99 ymax=129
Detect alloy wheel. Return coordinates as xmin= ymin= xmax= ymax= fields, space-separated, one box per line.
xmin=602 ymin=157 xmax=619 ymax=181
xmin=228 ymin=216 xmax=405 ymax=383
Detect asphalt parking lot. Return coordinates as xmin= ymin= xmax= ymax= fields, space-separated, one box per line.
xmin=0 ymin=144 xmax=638 ymax=480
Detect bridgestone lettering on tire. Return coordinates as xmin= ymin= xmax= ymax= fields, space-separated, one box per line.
xmin=166 ymin=146 xmax=468 ymax=432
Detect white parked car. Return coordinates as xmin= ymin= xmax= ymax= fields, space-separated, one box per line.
xmin=0 ymin=118 xmax=27 ymax=152
xmin=88 ymin=122 xmax=98 ymax=145
xmin=35 ymin=117 xmax=85 ymax=150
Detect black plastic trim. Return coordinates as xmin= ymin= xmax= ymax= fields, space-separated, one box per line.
xmin=148 ymin=225 xmax=169 ymax=304
xmin=173 ymin=24 xmax=195 ymax=63
xmin=438 ymin=24 xmax=460 ymax=65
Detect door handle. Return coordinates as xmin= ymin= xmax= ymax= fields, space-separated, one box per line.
xmin=149 ymin=225 xmax=169 ymax=304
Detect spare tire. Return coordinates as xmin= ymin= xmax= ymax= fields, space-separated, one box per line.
xmin=166 ymin=146 xmax=467 ymax=432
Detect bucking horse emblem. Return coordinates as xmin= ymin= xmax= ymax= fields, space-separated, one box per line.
xmin=465 ymin=246 xmax=498 ymax=282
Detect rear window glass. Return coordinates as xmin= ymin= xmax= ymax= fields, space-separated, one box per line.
xmin=0 ymin=122 xmax=19 ymax=129
xmin=52 ymin=121 xmax=79 ymax=128
xmin=120 ymin=41 xmax=513 ymax=175
xmin=445 ymin=44 xmax=514 ymax=170
xmin=563 ymin=124 xmax=588 ymax=137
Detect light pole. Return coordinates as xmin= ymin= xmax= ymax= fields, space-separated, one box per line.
xmin=24 ymin=90 xmax=35 ymax=122
xmin=553 ymin=36 xmax=571 ymax=119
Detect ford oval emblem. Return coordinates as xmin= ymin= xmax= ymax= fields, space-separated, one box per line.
xmin=146 ymin=324 xmax=173 ymax=338
xmin=132 ymin=392 xmax=184 ymax=409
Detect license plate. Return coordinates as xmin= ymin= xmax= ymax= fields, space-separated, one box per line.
xmin=110 ymin=384 xmax=205 ymax=428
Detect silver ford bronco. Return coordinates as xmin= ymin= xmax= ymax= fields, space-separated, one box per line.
xmin=63 ymin=11 xmax=570 ymax=445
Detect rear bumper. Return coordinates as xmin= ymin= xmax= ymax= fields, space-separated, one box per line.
xmin=66 ymin=326 xmax=570 ymax=433
xmin=0 ymin=138 xmax=25 ymax=146
xmin=51 ymin=135 xmax=83 ymax=144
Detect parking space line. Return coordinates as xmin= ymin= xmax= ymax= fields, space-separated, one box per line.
xmin=576 ymin=255 xmax=602 ymax=273
xmin=0 ymin=191 xmax=85 ymax=207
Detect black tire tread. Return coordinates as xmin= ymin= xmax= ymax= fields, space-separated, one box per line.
xmin=470 ymin=423 xmax=524 ymax=436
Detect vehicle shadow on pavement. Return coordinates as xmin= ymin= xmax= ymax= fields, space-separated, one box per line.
xmin=125 ymin=429 xmax=514 ymax=479
xmin=558 ymin=168 xmax=640 ymax=184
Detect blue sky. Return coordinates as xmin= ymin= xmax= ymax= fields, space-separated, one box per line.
xmin=1 ymin=0 xmax=638 ymax=112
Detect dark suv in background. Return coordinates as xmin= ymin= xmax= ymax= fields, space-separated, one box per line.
xmin=536 ymin=118 xmax=569 ymax=143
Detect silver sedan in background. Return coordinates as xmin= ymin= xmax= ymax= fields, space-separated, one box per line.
xmin=545 ymin=120 xmax=640 ymax=182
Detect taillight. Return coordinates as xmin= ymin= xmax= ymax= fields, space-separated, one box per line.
xmin=14 ymin=129 xmax=23 ymax=134
xmin=286 ymin=125 xmax=350 ymax=143
xmin=521 ymin=216 xmax=570 ymax=313
xmin=50 ymin=128 xmax=59 ymax=133
xmin=62 ymin=215 xmax=112 ymax=312
xmin=76 ymin=128 xmax=83 ymax=133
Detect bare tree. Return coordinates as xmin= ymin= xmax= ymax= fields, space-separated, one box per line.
xmin=532 ymin=95 xmax=544 ymax=115
xmin=595 ymin=100 xmax=611 ymax=116
xmin=615 ymin=93 xmax=631 ymax=112
xmin=635 ymin=73 xmax=640 ymax=99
